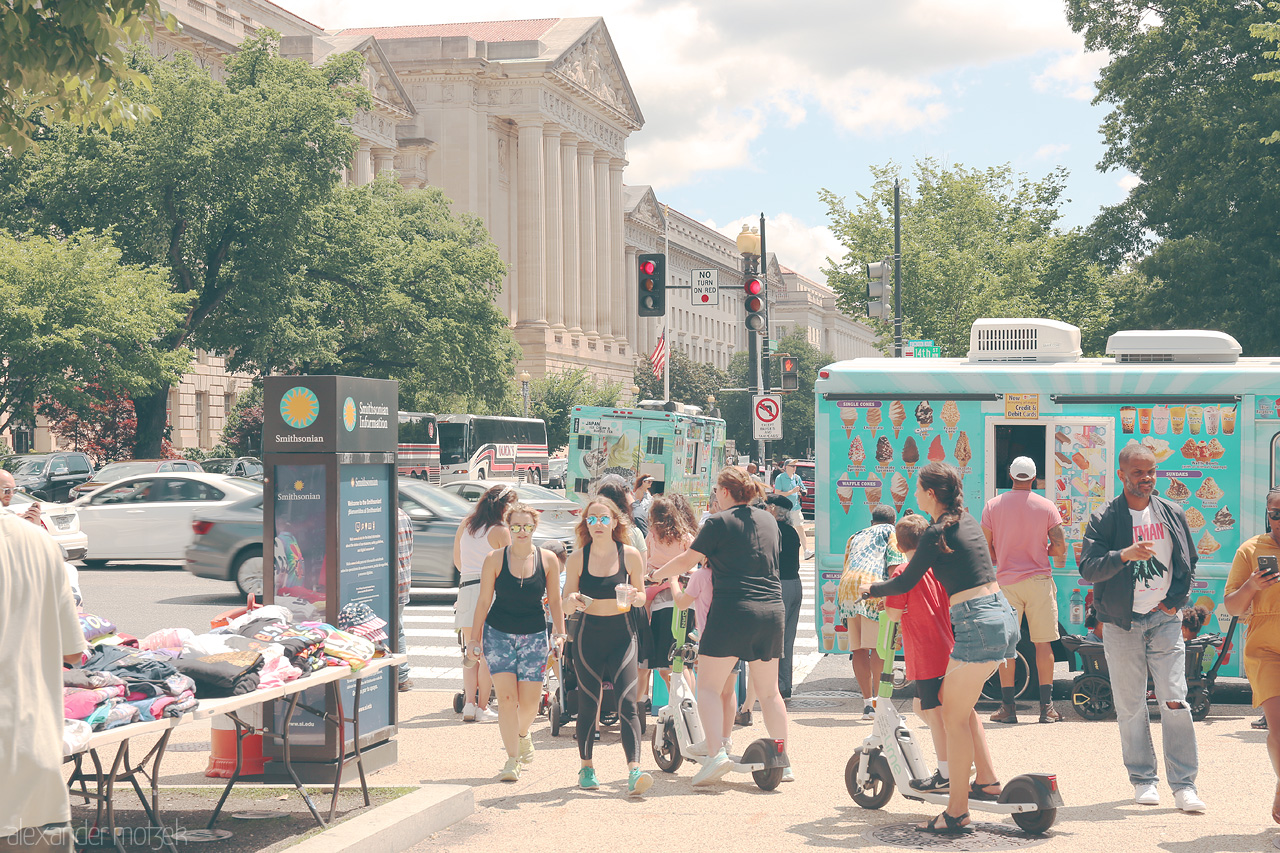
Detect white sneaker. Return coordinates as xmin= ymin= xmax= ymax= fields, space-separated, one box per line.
xmin=804 ymin=550 xmax=815 ymax=560
xmin=862 ymin=703 xmax=875 ymax=721
xmin=781 ymin=766 xmax=795 ymax=782
xmin=1174 ymin=788 xmax=1206 ymax=813
xmin=1134 ymin=783 xmax=1160 ymax=805
xmin=462 ymin=702 xmax=477 ymax=722
xmin=477 ymin=706 xmax=500 ymax=722
xmin=687 ymin=740 xmax=708 ymax=757
xmin=691 ymin=750 xmax=734 ymax=786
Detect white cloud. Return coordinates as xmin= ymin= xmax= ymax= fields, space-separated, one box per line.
xmin=1117 ymin=173 xmax=1141 ymax=192
xmin=702 ymin=213 xmax=844 ymax=285
xmin=1034 ymin=48 xmax=1107 ymax=101
xmin=1034 ymin=143 xmax=1071 ymax=160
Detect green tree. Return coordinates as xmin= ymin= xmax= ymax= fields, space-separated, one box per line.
xmin=0 ymin=230 xmax=188 ymax=437
xmin=1 ymin=0 xmax=177 ymax=153
xmin=527 ymin=368 xmax=622 ymax=453
xmin=220 ymin=384 xmax=263 ymax=455
xmin=1067 ymin=1 xmax=1280 ymax=353
xmin=633 ymin=348 xmax=728 ymax=411
xmin=821 ymin=160 xmax=1119 ymax=357
xmin=719 ymin=328 xmax=831 ymax=462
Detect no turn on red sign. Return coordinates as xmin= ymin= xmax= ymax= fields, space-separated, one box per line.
xmin=753 ymin=394 xmax=782 ymax=441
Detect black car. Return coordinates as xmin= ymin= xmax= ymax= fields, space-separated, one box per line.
xmin=2 ymin=452 xmax=95 ymax=502
xmin=201 ymin=456 xmax=264 ymax=480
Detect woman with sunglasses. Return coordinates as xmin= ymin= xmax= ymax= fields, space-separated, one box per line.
xmin=562 ymin=499 xmax=652 ymax=795
xmin=468 ymin=503 xmax=567 ymax=782
xmin=1225 ymin=488 xmax=1280 ymax=822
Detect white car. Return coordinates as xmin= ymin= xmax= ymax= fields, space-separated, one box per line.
xmin=441 ymin=480 xmax=582 ymax=526
xmin=73 ymin=473 xmax=262 ymax=566
xmin=5 ymin=490 xmax=88 ymax=560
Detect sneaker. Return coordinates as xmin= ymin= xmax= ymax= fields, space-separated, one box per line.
xmin=687 ymin=740 xmax=709 ymax=757
xmin=692 ymin=750 xmax=734 ymax=786
xmin=991 ymin=705 xmax=1019 ymax=724
xmin=398 ymin=679 xmax=413 ymax=692
xmin=1174 ymin=788 xmax=1207 ymax=813
xmin=628 ymin=768 xmax=654 ymax=797
xmin=735 ymin=708 xmax=753 ymax=727
xmin=1038 ymin=704 xmax=1062 ymax=724
xmin=804 ymin=550 xmax=815 ymax=560
xmin=477 ymin=706 xmax=499 ymax=722
xmin=781 ymin=766 xmax=795 ymax=783
xmin=499 ymin=757 xmax=521 ymax=782
xmin=462 ymin=702 xmax=477 ymax=722
xmin=862 ymin=703 xmax=875 ymax=720
xmin=1134 ymin=783 xmax=1160 ymax=806
xmin=518 ymin=733 xmax=534 ymax=764
xmin=578 ymin=767 xmax=600 ymax=790
xmin=1253 ymin=714 xmax=1269 ymax=730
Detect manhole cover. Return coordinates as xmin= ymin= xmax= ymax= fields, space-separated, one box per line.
xmin=795 ymin=690 xmax=858 ymax=698
xmin=231 ymin=811 xmax=284 ymax=820
xmin=171 ymin=829 xmax=234 ymax=843
xmin=864 ymin=822 xmax=1048 ymax=851
xmin=787 ymin=698 xmax=840 ymax=709
xmin=168 ymin=741 xmax=211 ymax=753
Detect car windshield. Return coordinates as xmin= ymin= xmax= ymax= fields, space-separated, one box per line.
xmin=3 ymin=456 xmax=48 ymax=476
xmin=201 ymin=458 xmax=233 ymax=473
xmin=399 ymin=480 xmax=471 ymax=516
xmin=438 ymin=423 xmax=468 ymax=465
xmin=517 ymin=483 xmax=563 ymax=501
xmin=93 ymin=461 xmax=159 ymax=481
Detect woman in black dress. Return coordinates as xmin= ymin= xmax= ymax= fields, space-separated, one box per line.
xmin=651 ymin=467 xmax=790 ymax=785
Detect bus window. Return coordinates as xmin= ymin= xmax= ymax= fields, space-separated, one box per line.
xmin=439 ymin=423 xmax=468 ymax=465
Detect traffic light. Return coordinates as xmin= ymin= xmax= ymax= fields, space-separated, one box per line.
xmin=779 ymin=354 xmax=799 ymax=391
xmin=743 ymin=273 xmax=765 ymax=332
xmin=637 ymin=253 xmax=666 ymax=317
xmin=866 ymin=257 xmax=892 ymax=320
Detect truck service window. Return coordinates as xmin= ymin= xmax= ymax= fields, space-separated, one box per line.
xmin=995 ymin=424 xmax=1047 ymax=491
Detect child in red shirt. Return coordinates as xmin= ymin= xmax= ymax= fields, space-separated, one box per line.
xmin=884 ymin=513 xmax=955 ymax=792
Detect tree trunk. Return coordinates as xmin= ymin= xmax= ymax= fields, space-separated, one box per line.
xmin=132 ymin=388 xmax=170 ymax=459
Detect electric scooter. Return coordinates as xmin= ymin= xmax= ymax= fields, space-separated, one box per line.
xmin=651 ymin=607 xmax=789 ymax=790
xmin=846 ymin=616 xmax=1063 ymax=834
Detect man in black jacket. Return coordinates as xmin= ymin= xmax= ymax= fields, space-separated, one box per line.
xmin=1079 ymin=443 xmax=1205 ymax=813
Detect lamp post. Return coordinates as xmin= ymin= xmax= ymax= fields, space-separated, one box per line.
xmin=519 ymin=370 xmax=531 ymax=418
xmin=630 ymin=384 xmax=641 ymax=404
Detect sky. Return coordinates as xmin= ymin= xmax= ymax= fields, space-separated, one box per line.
xmin=279 ymin=0 xmax=1126 ymax=283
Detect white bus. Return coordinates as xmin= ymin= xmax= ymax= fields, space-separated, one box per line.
xmin=438 ymin=414 xmax=550 ymax=485
xmin=397 ymin=412 xmax=440 ymax=483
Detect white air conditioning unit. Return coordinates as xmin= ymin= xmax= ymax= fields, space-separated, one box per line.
xmin=967 ymin=319 xmax=1082 ymax=363
xmin=1106 ymin=330 xmax=1241 ymax=364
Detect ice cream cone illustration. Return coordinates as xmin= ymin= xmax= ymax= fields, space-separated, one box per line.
xmin=839 ymin=404 xmax=859 ymax=437
xmin=902 ymin=437 xmax=920 ymax=473
xmin=875 ymin=435 xmax=893 ymax=468
xmin=864 ymin=477 xmax=882 ymax=506
xmin=890 ymin=472 xmax=909 ymax=514
xmin=837 ymin=473 xmax=854 ymax=514
xmin=940 ymin=400 xmax=960 ymax=438
xmin=954 ymin=431 xmax=972 ymax=475
xmin=927 ymin=434 xmax=945 ymax=463
xmin=889 ymin=401 xmax=906 ymax=438
xmin=847 ymin=436 xmax=866 ymax=473
xmin=867 ymin=406 xmax=883 ymax=432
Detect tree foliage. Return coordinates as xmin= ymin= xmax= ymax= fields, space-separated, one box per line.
xmin=0 ymin=230 xmax=188 ymax=439
xmin=821 ymin=160 xmax=1120 ymax=357
xmin=633 ymin=348 xmax=728 ymax=412
xmin=220 ymin=384 xmax=263 ymax=456
xmin=1067 ymin=0 xmax=1280 ymax=354
xmin=527 ymin=368 xmax=622 ymax=452
xmin=40 ymin=386 xmax=138 ymax=467
xmin=0 ymin=0 xmax=177 ymax=154
xmin=719 ymin=328 xmax=831 ymax=462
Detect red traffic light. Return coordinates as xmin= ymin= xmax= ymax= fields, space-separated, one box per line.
xmin=640 ymin=260 xmax=657 ymax=275
xmin=642 ymin=279 xmax=654 ymax=291
xmin=745 ymin=295 xmax=764 ymax=313
xmin=783 ymin=358 xmax=795 ymax=372
xmin=743 ymin=277 xmax=763 ymax=296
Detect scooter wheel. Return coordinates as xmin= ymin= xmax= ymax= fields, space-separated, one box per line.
xmin=452 ymin=693 xmax=465 ymax=714
xmin=1188 ymin=686 xmax=1211 ymax=722
xmin=743 ymin=740 xmax=784 ymax=791
xmin=1002 ymin=776 xmax=1057 ymax=834
xmin=549 ymin=698 xmax=562 ymax=737
xmin=846 ymin=749 xmax=894 ymax=809
xmin=1072 ymin=675 xmax=1114 ymax=721
xmin=652 ymin=720 xmax=683 ymax=773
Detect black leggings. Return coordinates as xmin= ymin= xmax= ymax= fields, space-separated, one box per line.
xmin=574 ymin=612 xmax=641 ymax=762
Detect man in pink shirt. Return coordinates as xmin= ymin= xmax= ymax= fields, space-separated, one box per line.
xmin=981 ymin=457 xmax=1068 ymax=724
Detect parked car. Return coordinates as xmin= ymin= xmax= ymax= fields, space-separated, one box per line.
xmin=2 ymin=452 xmax=95 ymax=502
xmin=441 ymin=480 xmax=581 ymax=525
xmin=5 ymin=490 xmax=88 ymax=560
xmin=73 ymin=473 xmax=262 ymax=566
xmin=183 ymin=478 xmax=576 ymax=596
xmin=547 ymin=457 xmax=568 ymax=489
xmin=793 ymin=459 xmax=815 ymax=519
xmin=69 ymin=458 xmax=204 ymax=499
xmin=200 ymin=457 xmax=264 ymax=480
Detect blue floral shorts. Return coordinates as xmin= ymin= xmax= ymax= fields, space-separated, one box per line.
xmin=483 ymin=623 xmax=549 ymax=682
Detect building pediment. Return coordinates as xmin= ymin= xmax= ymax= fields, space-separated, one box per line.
xmin=550 ymin=21 xmax=642 ymax=127
xmin=624 ymin=185 xmax=666 ymax=231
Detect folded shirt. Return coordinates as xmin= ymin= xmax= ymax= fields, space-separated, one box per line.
xmin=174 ymin=650 xmax=264 ymax=698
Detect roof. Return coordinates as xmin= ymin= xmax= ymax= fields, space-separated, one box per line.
xmin=333 ymin=18 xmax=560 ymax=42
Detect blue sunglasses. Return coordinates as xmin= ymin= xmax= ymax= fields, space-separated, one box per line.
xmin=586 ymin=515 xmax=614 ymax=526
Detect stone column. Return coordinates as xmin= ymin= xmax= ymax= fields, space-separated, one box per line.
xmin=372 ymin=147 xmax=395 ymax=178
xmin=516 ymin=119 xmax=546 ymax=328
xmin=609 ymin=159 xmax=628 ymax=352
xmin=561 ymin=134 xmax=581 ymax=336
xmin=353 ymin=142 xmax=372 ymax=186
xmin=542 ymin=126 xmax=564 ymax=333
xmin=594 ymin=151 xmax=612 ymax=344
xmin=624 ymin=246 xmax=638 ymax=361
xmin=577 ymin=141 xmax=597 ymax=338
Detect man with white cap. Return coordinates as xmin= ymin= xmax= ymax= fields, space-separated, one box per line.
xmin=980 ymin=456 xmax=1067 ymax=724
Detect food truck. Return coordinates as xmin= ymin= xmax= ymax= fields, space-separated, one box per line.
xmin=814 ymin=318 xmax=1280 ymax=684
xmin=567 ymin=403 xmax=726 ymax=514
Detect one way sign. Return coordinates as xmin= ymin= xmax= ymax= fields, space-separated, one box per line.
xmin=753 ymin=394 xmax=782 ymax=441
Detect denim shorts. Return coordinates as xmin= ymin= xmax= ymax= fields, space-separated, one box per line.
xmin=950 ymin=592 xmax=1020 ymax=664
xmin=483 ymin=623 xmax=549 ymax=682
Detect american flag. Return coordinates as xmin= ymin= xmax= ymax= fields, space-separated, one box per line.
xmin=650 ymin=327 xmax=666 ymax=379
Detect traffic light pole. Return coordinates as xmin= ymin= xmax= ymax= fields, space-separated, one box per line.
xmin=893 ymin=179 xmax=903 ymax=358
xmin=758 ymin=212 xmax=768 ymax=466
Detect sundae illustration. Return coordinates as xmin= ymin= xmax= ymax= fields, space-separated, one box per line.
xmin=1164 ymin=478 xmax=1191 ymax=502
xmin=1195 ymin=477 xmax=1224 ymax=502
xmin=1184 ymin=507 xmax=1207 ymax=531
xmin=1213 ymin=506 xmax=1235 ymax=529
xmin=1197 ymin=530 xmax=1221 ymax=555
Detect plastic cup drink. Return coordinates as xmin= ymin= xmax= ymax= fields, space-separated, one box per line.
xmin=1188 ymin=405 xmax=1203 ymax=434
xmin=615 ymin=584 xmax=634 ymax=611
xmin=1222 ymin=406 xmax=1236 ymax=435
xmin=822 ymin=631 xmax=835 ymax=652
xmin=1138 ymin=408 xmax=1152 ymax=434
xmin=1120 ymin=407 xmax=1136 ymax=434
xmin=1170 ymin=406 xmax=1186 ymax=434
xmin=1153 ymin=406 xmax=1169 ymax=435
xmin=835 ymin=623 xmax=850 ymax=652
xmin=1073 ymin=541 xmax=1083 ymax=564
xmin=1204 ymin=405 xmax=1219 ymax=435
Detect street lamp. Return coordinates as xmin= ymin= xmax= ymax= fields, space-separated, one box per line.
xmin=630 ymin=384 xmax=640 ymax=404
xmin=518 ymin=370 xmax=531 ymax=418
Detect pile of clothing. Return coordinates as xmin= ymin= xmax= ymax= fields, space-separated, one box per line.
xmin=64 ymin=651 xmax=199 ymax=731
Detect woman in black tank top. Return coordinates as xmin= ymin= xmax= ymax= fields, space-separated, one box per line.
xmin=470 ymin=503 xmax=566 ymax=782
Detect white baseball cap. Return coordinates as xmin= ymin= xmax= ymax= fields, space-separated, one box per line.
xmin=1009 ymin=457 xmax=1037 ymax=481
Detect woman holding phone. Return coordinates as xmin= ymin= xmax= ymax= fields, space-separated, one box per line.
xmin=1224 ymin=487 xmax=1280 ymax=822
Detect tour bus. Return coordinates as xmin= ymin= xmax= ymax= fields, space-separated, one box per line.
xmin=437 ymin=414 xmax=550 ymax=484
xmin=567 ymin=403 xmax=727 ymax=514
xmin=814 ymin=318 xmax=1280 ymax=691
xmin=397 ymin=411 xmax=440 ymax=483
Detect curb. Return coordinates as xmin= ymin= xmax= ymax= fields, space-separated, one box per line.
xmin=286 ymin=784 xmax=473 ymax=852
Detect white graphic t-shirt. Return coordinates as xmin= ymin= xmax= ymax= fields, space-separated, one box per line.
xmin=1129 ymin=504 xmax=1173 ymax=614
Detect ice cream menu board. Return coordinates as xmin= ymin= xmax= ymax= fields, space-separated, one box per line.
xmin=1048 ymin=420 xmax=1112 ymax=570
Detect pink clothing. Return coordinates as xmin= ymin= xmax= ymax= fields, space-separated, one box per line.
xmin=684 ymin=567 xmax=713 ymax=632
xmin=980 ymin=489 xmax=1063 ymax=585
xmin=644 ymin=532 xmax=692 ymax=605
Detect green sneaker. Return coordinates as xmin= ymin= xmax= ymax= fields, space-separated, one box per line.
xmin=518 ymin=733 xmax=534 ymax=764
xmin=578 ymin=767 xmax=600 ymax=790
xmin=628 ymin=768 xmax=653 ymax=797
xmin=499 ymin=756 xmax=521 ymax=782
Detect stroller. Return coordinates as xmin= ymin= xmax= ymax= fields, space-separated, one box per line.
xmin=1062 ymin=616 xmax=1239 ymax=722
xmin=549 ymin=612 xmax=619 ymax=736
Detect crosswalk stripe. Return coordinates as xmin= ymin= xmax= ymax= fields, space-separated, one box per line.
xmin=403 ymin=613 xmax=455 ymax=624
xmin=406 ymin=628 xmax=461 ymax=638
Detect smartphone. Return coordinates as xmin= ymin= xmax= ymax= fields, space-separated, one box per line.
xmin=1259 ymin=555 xmax=1279 ymax=578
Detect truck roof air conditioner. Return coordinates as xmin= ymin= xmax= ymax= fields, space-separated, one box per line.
xmin=967 ymin=319 xmax=1082 ymax=363
xmin=1106 ymin=330 xmax=1241 ymax=364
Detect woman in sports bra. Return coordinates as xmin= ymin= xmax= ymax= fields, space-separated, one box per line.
xmin=452 ymin=485 xmax=516 ymax=722
xmin=469 ymin=503 xmax=566 ymax=782
xmin=561 ymin=498 xmax=653 ymax=796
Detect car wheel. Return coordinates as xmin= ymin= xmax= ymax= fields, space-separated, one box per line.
xmin=82 ymin=559 xmax=109 ymax=569
xmin=233 ymin=546 xmax=264 ymax=597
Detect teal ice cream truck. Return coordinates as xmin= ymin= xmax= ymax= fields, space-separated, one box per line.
xmin=814 ymin=318 xmax=1280 ymax=690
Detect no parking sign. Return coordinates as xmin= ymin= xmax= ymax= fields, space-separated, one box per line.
xmin=753 ymin=394 xmax=782 ymax=440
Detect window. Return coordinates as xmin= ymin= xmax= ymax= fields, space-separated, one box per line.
xmin=577 ymin=435 xmax=593 ymax=451
xmin=994 ymin=424 xmax=1047 ymax=491
xmin=173 ymin=479 xmax=224 ymax=502
xmin=573 ymin=477 xmax=591 ymax=494
xmin=93 ymin=478 xmax=157 ymax=504
xmin=225 ymin=393 xmax=236 ymax=423
xmin=195 ymin=392 xmax=206 ymax=444
xmin=645 ymin=436 xmax=665 ymax=456
xmin=67 ymin=455 xmax=91 ymax=475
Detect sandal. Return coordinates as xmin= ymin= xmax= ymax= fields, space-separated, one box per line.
xmin=921 ymin=811 xmax=972 ymax=834
xmin=970 ymin=780 xmax=1003 ymax=802
xmin=909 ymin=770 xmax=950 ymax=793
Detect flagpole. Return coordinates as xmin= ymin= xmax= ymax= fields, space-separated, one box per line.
xmin=663 ymin=204 xmax=671 ymax=404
